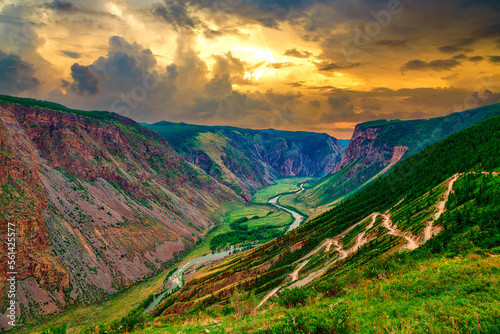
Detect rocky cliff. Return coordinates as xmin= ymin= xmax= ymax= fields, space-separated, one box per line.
xmin=0 ymin=97 xmax=242 ymax=327
xmin=146 ymin=122 xmax=344 ymax=199
xmin=299 ymin=103 xmax=500 ymax=207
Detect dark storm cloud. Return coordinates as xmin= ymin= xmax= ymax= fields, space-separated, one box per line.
xmin=452 ymin=54 xmax=467 ymax=60
xmin=150 ymin=1 xmax=201 ymax=31
xmin=205 ymin=73 xmax=232 ymax=97
xmin=265 ymin=90 xmax=301 ymax=104
xmin=469 ymin=56 xmax=483 ymax=62
xmin=320 ymin=94 xmax=376 ymax=122
xmin=41 ymin=0 xmax=119 ymax=19
xmin=284 ymin=48 xmax=312 ymax=58
xmin=489 ymin=56 xmax=500 ymax=64
xmin=42 ymin=0 xmax=76 ymax=12
xmin=470 ymin=23 xmax=500 ymax=40
xmin=0 ymin=51 xmax=40 ymax=94
xmin=69 ymin=63 xmax=100 ymax=96
xmin=186 ymin=96 xmax=219 ymax=119
xmin=400 ymin=58 xmax=461 ymax=72
xmin=60 ymin=50 xmax=81 ymax=59
xmin=80 ymin=36 xmax=158 ymax=93
xmin=217 ymin=91 xmax=248 ymax=120
xmin=438 ymin=38 xmax=475 ymax=54
xmin=310 ymin=99 xmax=321 ymax=108
xmin=314 ymin=61 xmax=360 ymax=72
xmin=468 ymin=89 xmax=500 ymax=106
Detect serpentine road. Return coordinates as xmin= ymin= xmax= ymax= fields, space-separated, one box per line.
xmin=144 ymin=183 xmax=306 ymax=314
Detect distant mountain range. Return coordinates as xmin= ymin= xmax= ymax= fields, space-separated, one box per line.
xmin=298 ymin=103 xmax=500 ymax=210
xmin=150 ymin=111 xmax=500 ymax=324
xmin=1 ymin=94 xmax=499 ymax=331
xmin=145 ymin=121 xmax=344 ymax=200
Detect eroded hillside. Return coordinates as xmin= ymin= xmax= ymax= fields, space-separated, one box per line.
xmin=0 ymin=97 xmax=242 ymax=326
xmin=150 ymin=114 xmax=500 ymax=319
xmin=146 ymin=122 xmax=344 ymax=200
xmin=297 ymin=103 xmax=500 ymax=209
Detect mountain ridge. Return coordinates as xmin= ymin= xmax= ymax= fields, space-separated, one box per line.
xmin=145 ymin=121 xmax=344 ymax=200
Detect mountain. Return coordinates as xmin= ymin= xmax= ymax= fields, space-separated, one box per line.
xmin=145 ymin=122 xmax=344 ymax=200
xmin=297 ymin=103 xmax=500 ymax=209
xmin=148 ymin=114 xmax=500 ymax=327
xmin=0 ymin=96 xmax=243 ymax=326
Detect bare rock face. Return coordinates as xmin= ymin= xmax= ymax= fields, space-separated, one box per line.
xmin=223 ymin=130 xmax=344 ymax=180
xmin=0 ymin=106 xmax=70 ymax=323
xmin=0 ymin=103 xmax=242 ymax=326
xmin=334 ymin=125 xmax=396 ymax=178
xmin=146 ymin=123 xmax=345 ymax=198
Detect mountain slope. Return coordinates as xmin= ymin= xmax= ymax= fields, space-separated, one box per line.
xmin=0 ymin=96 xmax=242 ymax=327
xmin=298 ymin=103 xmax=500 ymax=208
xmin=145 ymin=122 xmax=344 ymax=200
xmin=149 ymin=114 xmax=500 ymax=319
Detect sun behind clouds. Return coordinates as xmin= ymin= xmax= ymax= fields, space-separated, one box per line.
xmin=0 ymin=0 xmax=499 ymax=139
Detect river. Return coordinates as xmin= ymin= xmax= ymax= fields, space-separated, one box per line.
xmin=143 ymin=183 xmax=306 ymax=314
xmin=268 ymin=183 xmax=305 ymax=233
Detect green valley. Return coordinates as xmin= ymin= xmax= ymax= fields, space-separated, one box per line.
xmin=2 ymin=96 xmax=500 ymax=334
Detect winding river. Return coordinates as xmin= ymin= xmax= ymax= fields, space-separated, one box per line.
xmin=268 ymin=183 xmax=305 ymax=233
xmin=143 ymin=183 xmax=306 ymax=314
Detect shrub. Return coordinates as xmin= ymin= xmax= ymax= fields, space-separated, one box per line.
xmin=315 ymin=279 xmax=343 ymax=297
xmin=230 ymin=288 xmax=258 ymax=316
xmin=277 ymin=287 xmax=311 ymax=309
xmin=260 ymin=307 xmax=350 ymax=334
xmin=41 ymin=324 xmax=67 ymax=334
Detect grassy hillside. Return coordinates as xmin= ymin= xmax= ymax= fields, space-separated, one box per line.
xmin=297 ymin=103 xmax=500 ymax=208
xmin=146 ymin=122 xmax=343 ymax=199
xmin=133 ymin=255 xmax=500 ymax=333
xmin=138 ymin=114 xmax=500 ymax=328
xmin=71 ymin=114 xmax=500 ymax=334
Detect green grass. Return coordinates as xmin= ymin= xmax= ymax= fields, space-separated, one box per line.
xmin=209 ymin=203 xmax=293 ymax=250
xmin=277 ymin=191 xmax=315 ymax=216
xmin=252 ymin=177 xmax=312 ymax=204
xmin=18 ymin=265 xmax=170 ymax=334
xmin=131 ymin=255 xmax=500 ymax=334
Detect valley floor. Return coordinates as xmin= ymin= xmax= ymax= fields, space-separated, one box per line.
xmin=18 ymin=178 xmax=315 ymax=333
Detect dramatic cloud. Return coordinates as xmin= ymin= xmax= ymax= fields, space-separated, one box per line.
xmin=0 ymin=51 xmax=40 ymax=94
xmin=1 ymin=0 xmax=500 ymax=138
xmin=60 ymin=50 xmax=81 ymax=59
xmin=314 ymin=61 xmax=361 ymax=72
xmin=310 ymin=99 xmax=321 ymax=108
xmin=205 ymin=73 xmax=232 ymax=98
xmin=69 ymin=63 xmax=100 ymax=96
xmin=42 ymin=0 xmax=119 ymax=19
xmin=284 ymin=48 xmax=312 ymax=58
xmin=400 ymin=58 xmax=461 ymax=72
xmin=438 ymin=38 xmax=475 ymax=54
xmin=469 ymin=56 xmax=483 ymax=62
xmin=489 ymin=56 xmax=500 ymax=64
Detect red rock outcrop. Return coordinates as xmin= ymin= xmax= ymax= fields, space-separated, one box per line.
xmin=0 ymin=102 xmax=242 ymax=327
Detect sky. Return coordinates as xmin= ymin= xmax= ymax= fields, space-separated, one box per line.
xmin=1 ymin=0 xmax=500 ymax=138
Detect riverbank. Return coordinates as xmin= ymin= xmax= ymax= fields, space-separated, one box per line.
xmin=144 ymin=181 xmax=309 ymax=314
